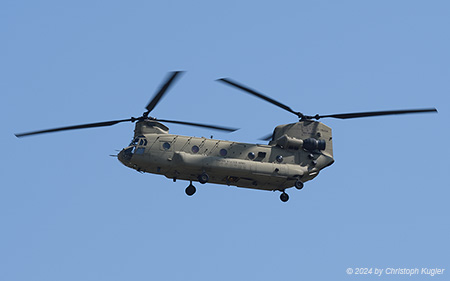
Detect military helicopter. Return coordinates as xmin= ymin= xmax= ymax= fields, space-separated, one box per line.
xmin=15 ymin=71 xmax=437 ymax=202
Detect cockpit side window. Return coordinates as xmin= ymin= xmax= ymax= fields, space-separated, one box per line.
xmin=135 ymin=147 xmax=145 ymax=155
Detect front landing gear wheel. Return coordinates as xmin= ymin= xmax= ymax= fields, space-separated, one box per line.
xmin=185 ymin=183 xmax=196 ymax=196
xmin=280 ymin=192 xmax=289 ymax=202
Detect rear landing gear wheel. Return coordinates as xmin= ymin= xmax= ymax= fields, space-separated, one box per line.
xmin=185 ymin=182 xmax=196 ymax=196
xmin=294 ymin=179 xmax=304 ymax=190
xmin=198 ymin=173 xmax=209 ymax=184
xmin=280 ymin=192 xmax=289 ymax=202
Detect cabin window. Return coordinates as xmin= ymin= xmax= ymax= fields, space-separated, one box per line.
xmin=191 ymin=145 xmax=200 ymax=154
xmin=276 ymin=155 xmax=283 ymax=163
xmin=163 ymin=142 xmax=171 ymax=150
xmin=220 ymin=149 xmax=228 ymax=157
xmin=248 ymin=152 xmax=255 ymax=160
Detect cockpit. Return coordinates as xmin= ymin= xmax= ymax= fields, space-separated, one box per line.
xmin=130 ymin=135 xmax=148 ymax=146
xmin=127 ymin=135 xmax=147 ymax=156
xmin=119 ymin=136 xmax=148 ymax=165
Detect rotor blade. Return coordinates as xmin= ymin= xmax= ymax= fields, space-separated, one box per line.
xmin=217 ymin=78 xmax=302 ymax=117
xmin=260 ymin=133 xmax=274 ymax=141
xmin=155 ymin=118 xmax=238 ymax=132
xmin=145 ymin=71 xmax=184 ymax=114
xmin=15 ymin=118 xmax=134 ymax=137
xmin=316 ymin=108 xmax=438 ymax=120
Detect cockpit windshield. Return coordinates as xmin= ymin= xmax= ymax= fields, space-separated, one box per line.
xmin=130 ymin=136 xmax=147 ymax=146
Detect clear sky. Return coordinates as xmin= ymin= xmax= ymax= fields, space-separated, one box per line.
xmin=1 ymin=1 xmax=449 ymax=280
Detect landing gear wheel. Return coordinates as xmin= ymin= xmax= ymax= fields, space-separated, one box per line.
xmin=294 ymin=179 xmax=304 ymax=190
xmin=280 ymin=192 xmax=289 ymax=202
xmin=185 ymin=183 xmax=196 ymax=196
xmin=198 ymin=173 xmax=209 ymax=184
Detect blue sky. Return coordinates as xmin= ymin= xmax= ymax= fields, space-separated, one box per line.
xmin=1 ymin=1 xmax=449 ymax=280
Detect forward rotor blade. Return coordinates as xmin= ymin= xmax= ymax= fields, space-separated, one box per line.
xmin=217 ymin=78 xmax=302 ymax=117
xmin=156 ymin=118 xmax=238 ymax=132
xmin=145 ymin=71 xmax=184 ymax=114
xmin=316 ymin=108 xmax=438 ymax=120
xmin=15 ymin=118 xmax=134 ymax=137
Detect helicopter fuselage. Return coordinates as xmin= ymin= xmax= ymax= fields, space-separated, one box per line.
xmin=118 ymin=120 xmax=334 ymax=192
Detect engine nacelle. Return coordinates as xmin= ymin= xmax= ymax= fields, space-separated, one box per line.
xmin=274 ymin=135 xmax=326 ymax=152
xmin=303 ymin=138 xmax=326 ymax=152
xmin=274 ymin=135 xmax=303 ymax=150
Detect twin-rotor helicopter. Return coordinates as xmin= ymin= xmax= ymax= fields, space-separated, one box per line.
xmin=16 ymin=71 xmax=437 ymax=202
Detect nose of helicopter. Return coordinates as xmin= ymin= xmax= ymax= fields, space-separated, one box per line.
xmin=117 ymin=147 xmax=134 ymax=167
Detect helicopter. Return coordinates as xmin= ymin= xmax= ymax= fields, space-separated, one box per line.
xmin=15 ymin=71 xmax=437 ymax=202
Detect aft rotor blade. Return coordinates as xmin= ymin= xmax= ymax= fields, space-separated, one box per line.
xmin=260 ymin=133 xmax=274 ymax=141
xmin=15 ymin=118 xmax=135 ymax=137
xmin=156 ymin=118 xmax=238 ymax=132
xmin=217 ymin=78 xmax=302 ymax=118
xmin=316 ymin=108 xmax=438 ymax=120
xmin=145 ymin=71 xmax=184 ymax=114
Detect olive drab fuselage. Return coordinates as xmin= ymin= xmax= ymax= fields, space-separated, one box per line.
xmin=118 ymin=120 xmax=335 ymax=192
